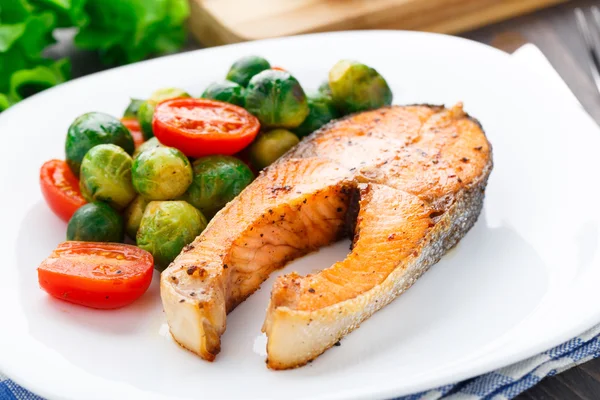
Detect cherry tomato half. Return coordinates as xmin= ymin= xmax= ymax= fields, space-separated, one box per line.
xmin=152 ymin=98 xmax=260 ymax=157
xmin=121 ymin=117 xmax=145 ymax=149
xmin=38 ymin=241 xmax=154 ymax=309
xmin=40 ymin=159 xmax=87 ymax=222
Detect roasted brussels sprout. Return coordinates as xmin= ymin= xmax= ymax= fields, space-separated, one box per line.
xmin=123 ymin=98 xmax=145 ymax=118
xmin=133 ymin=137 xmax=163 ymax=159
xmin=226 ymin=55 xmax=271 ymax=87
xmin=185 ymin=156 xmax=254 ymax=218
xmin=249 ymin=129 xmax=299 ymax=170
xmin=328 ymin=60 xmax=393 ymax=114
xmin=245 ymin=70 xmax=309 ymax=129
xmin=65 ymin=112 xmax=134 ymax=176
xmin=67 ymin=202 xmax=124 ymax=242
xmin=137 ymin=201 xmax=207 ymax=269
xmin=293 ymin=92 xmax=338 ymax=138
xmin=318 ymin=80 xmax=333 ymax=98
xmin=137 ymin=88 xmax=190 ymax=139
xmin=79 ymin=144 xmax=136 ymax=210
xmin=132 ymin=146 xmax=193 ymax=200
xmin=124 ymin=196 xmax=149 ymax=240
xmin=201 ymin=80 xmax=245 ymax=107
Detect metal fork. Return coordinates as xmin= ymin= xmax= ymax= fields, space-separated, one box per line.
xmin=575 ymin=7 xmax=600 ymax=94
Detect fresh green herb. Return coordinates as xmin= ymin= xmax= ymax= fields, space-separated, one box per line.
xmin=0 ymin=0 xmax=190 ymax=112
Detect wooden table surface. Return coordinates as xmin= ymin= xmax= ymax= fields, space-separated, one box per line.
xmin=51 ymin=0 xmax=600 ymax=398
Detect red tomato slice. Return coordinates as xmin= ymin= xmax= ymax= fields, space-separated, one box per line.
xmin=152 ymin=98 xmax=260 ymax=157
xmin=121 ymin=117 xmax=145 ymax=149
xmin=40 ymin=159 xmax=87 ymax=222
xmin=38 ymin=242 xmax=154 ymax=309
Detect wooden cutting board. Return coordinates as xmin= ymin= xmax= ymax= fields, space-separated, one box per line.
xmin=189 ymin=0 xmax=566 ymax=47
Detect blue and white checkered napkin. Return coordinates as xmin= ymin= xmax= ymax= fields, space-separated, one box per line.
xmin=2 ymin=44 xmax=599 ymax=400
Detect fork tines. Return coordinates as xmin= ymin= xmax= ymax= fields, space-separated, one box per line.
xmin=575 ymin=6 xmax=600 ymax=94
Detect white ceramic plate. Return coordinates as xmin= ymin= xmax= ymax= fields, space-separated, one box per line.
xmin=1 ymin=31 xmax=600 ymax=400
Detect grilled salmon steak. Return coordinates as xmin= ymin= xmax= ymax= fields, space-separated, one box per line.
xmin=160 ymin=103 xmax=492 ymax=369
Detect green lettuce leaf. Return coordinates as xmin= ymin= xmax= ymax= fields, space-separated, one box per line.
xmin=9 ymin=58 xmax=70 ymax=100
xmin=75 ymin=0 xmax=189 ymax=65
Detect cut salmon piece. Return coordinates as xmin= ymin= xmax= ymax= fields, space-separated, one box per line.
xmin=160 ymin=103 xmax=492 ymax=368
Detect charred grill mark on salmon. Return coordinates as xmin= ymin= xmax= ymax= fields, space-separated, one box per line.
xmin=160 ymin=103 xmax=492 ymax=368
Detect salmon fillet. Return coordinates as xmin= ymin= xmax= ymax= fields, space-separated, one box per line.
xmin=160 ymin=103 xmax=492 ymax=368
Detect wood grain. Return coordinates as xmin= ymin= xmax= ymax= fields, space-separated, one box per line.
xmin=189 ymin=0 xmax=567 ymax=47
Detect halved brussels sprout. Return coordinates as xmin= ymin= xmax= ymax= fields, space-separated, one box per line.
xmin=137 ymin=88 xmax=190 ymax=139
xmin=245 ymin=70 xmax=309 ymax=129
xmin=67 ymin=202 xmax=124 ymax=242
xmin=249 ymin=129 xmax=300 ymax=170
xmin=201 ymin=80 xmax=245 ymax=107
xmin=80 ymin=144 xmax=136 ymax=210
xmin=133 ymin=137 xmax=163 ymax=159
xmin=293 ymin=92 xmax=339 ymax=138
xmin=185 ymin=155 xmax=254 ymax=219
xmin=124 ymin=196 xmax=149 ymax=240
xmin=328 ymin=60 xmax=393 ymax=114
xmin=123 ymin=98 xmax=145 ymax=118
xmin=132 ymin=146 xmax=193 ymax=200
xmin=137 ymin=201 xmax=207 ymax=269
xmin=226 ymin=55 xmax=271 ymax=87
xmin=65 ymin=112 xmax=134 ymax=176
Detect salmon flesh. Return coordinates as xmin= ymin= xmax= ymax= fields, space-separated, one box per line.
xmin=160 ymin=103 xmax=493 ymax=369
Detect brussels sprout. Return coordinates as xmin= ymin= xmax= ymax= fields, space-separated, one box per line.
xmin=79 ymin=144 xmax=136 ymax=210
xmin=185 ymin=156 xmax=254 ymax=218
xmin=149 ymin=88 xmax=190 ymax=103
xmin=249 ymin=129 xmax=300 ymax=170
xmin=132 ymin=146 xmax=193 ymax=200
xmin=123 ymin=98 xmax=145 ymax=118
xmin=226 ymin=55 xmax=271 ymax=87
xmin=137 ymin=88 xmax=190 ymax=139
xmin=137 ymin=201 xmax=207 ymax=269
xmin=318 ymin=80 xmax=333 ymax=98
xmin=124 ymin=196 xmax=149 ymax=239
xmin=245 ymin=70 xmax=309 ymax=129
xmin=67 ymin=202 xmax=124 ymax=242
xmin=133 ymin=137 xmax=163 ymax=159
xmin=328 ymin=60 xmax=393 ymax=114
xmin=65 ymin=112 xmax=134 ymax=176
xmin=293 ymin=92 xmax=339 ymax=138
xmin=201 ymin=80 xmax=245 ymax=107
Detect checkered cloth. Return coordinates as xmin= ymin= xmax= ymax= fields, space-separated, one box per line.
xmin=2 ymin=324 xmax=600 ymax=400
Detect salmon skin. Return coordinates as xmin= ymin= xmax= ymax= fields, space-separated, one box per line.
xmin=160 ymin=103 xmax=492 ymax=369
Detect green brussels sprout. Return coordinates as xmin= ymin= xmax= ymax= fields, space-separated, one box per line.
xmin=293 ymin=92 xmax=339 ymax=138
xmin=318 ymin=80 xmax=333 ymax=98
xmin=132 ymin=146 xmax=193 ymax=200
xmin=65 ymin=112 xmax=134 ymax=176
xmin=201 ymin=80 xmax=245 ymax=107
xmin=137 ymin=201 xmax=207 ymax=269
xmin=245 ymin=70 xmax=309 ymax=129
xmin=67 ymin=202 xmax=124 ymax=242
xmin=328 ymin=60 xmax=393 ymax=114
xmin=185 ymin=156 xmax=254 ymax=219
xmin=123 ymin=98 xmax=145 ymax=118
xmin=133 ymin=137 xmax=163 ymax=159
xmin=249 ymin=129 xmax=300 ymax=170
xmin=137 ymin=88 xmax=190 ymax=139
xmin=80 ymin=144 xmax=136 ymax=210
xmin=124 ymin=196 xmax=149 ymax=240
xmin=226 ymin=55 xmax=271 ymax=87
